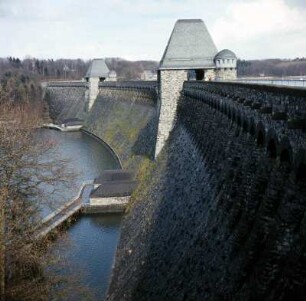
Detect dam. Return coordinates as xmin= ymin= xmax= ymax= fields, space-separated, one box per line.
xmin=44 ymin=19 xmax=306 ymax=301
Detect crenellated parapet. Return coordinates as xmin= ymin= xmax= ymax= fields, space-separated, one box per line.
xmin=98 ymin=81 xmax=158 ymax=106
xmin=182 ymin=81 xmax=306 ymax=178
xmin=98 ymin=81 xmax=158 ymax=90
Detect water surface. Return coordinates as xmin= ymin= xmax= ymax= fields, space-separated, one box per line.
xmin=37 ymin=129 xmax=122 ymax=300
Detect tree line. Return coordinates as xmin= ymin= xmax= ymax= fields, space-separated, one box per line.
xmin=237 ymin=58 xmax=306 ymax=77
xmin=0 ymin=57 xmax=159 ymax=81
xmin=0 ymin=57 xmax=90 ymax=80
xmin=2 ymin=56 xmax=306 ymax=81
xmin=0 ymin=72 xmax=42 ymax=105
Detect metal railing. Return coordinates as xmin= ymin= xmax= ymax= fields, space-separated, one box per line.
xmin=233 ymin=78 xmax=306 ymax=88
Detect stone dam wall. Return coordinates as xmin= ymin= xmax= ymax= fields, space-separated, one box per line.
xmin=45 ymin=84 xmax=87 ymax=122
xmin=45 ymin=82 xmax=159 ymax=169
xmin=106 ymin=82 xmax=306 ymax=301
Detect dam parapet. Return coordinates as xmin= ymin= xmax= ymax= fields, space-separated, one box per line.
xmin=46 ymin=81 xmax=87 ymax=87
xmin=105 ymin=80 xmax=306 ymax=301
xmin=98 ymin=81 xmax=158 ymax=107
xmin=182 ymin=81 xmax=306 ymax=174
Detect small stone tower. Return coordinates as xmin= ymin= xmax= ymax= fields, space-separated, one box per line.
xmin=85 ymin=59 xmax=110 ymax=111
xmin=215 ymin=49 xmax=237 ymax=80
xmin=155 ymin=19 xmax=218 ymax=158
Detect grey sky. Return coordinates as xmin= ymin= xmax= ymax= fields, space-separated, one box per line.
xmin=0 ymin=0 xmax=305 ymax=60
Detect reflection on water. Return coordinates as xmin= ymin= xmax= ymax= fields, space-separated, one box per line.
xmin=55 ymin=214 xmax=122 ymax=300
xmin=37 ymin=129 xmax=122 ymax=300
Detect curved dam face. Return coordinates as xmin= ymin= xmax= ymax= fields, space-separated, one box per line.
xmin=85 ymin=88 xmax=158 ymax=168
xmin=46 ymin=80 xmax=306 ymax=300
xmin=45 ymin=83 xmax=159 ymax=169
xmin=106 ymin=83 xmax=306 ymax=301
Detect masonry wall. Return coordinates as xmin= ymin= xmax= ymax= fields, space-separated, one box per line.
xmin=204 ymin=68 xmax=216 ymax=80
xmin=45 ymin=86 xmax=87 ymax=122
xmin=155 ymin=69 xmax=187 ymax=157
xmin=90 ymin=196 xmax=130 ymax=206
xmin=45 ymin=84 xmax=158 ymax=170
xmin=106 ymin=82 xmax=306 ymax=301
xmin=216 ymin=68 xmax=237 ymax=80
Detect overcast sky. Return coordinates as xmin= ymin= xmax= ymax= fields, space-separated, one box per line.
xmin=0 ymin=0 xmax=305 ymax=61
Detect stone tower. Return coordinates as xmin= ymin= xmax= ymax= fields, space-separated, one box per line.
xmin=214 ymin=49 xmax=237 ymax=80
xmin=85 ymin=59 xmax=110 ymax=111
xmin=155 ymin=19 xmax=218 ymax=158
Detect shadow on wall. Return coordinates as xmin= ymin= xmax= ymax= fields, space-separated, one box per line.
xmin=45 ymin=87 xmax=87 ymax=122
xmin=107 ymin=90 xmax=306 ymax=301
xmin=85 ymin=92 xmax=159 ymax=168
xmin=131 ymin=113 xmax=159 ymax=158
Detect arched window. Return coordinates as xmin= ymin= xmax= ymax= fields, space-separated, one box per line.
xmin=195 ymin=69 xmax=205 ymax=80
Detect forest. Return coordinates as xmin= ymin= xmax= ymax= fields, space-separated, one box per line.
xmin=0 ymin=57 xmax=158 ymax=81
xmin=1 ymin=56 xmax=305 ymax=82
xmin=237 ymin=57 xmax=306 ymax=77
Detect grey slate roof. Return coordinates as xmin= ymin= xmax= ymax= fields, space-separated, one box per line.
xmin=86 ymin=59 xmax=110 ymax=78
xmin=159 ymin=19 xmax=218 ymax=70
xmin=94 ymin=170 xmax=135 ymax=184
xmin=215 ymin=49 xmax=237 ymax=60
xmin=91 ymin=180 xmax=137 ymax=198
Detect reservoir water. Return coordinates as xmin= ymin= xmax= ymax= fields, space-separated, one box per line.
xmin=36 ymin=129 xmax=121 ymax=300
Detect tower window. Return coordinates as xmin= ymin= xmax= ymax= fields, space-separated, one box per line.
xmin=195 ymin=69 xmax=205 ymax=80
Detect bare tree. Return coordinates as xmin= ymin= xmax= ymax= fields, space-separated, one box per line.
xmin=0 ymin=102 xmax=89 ymax=301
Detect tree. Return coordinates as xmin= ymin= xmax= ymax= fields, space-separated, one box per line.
xmin=0 ymin=100 xmax=87 ymax=300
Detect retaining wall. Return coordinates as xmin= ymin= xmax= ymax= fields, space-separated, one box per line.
xmin=45 ymin=83 xmax=159 ymax=169
xmin=106 ymin=82 xmax=306 ymax=301
xmin=45 ymin=86 xmax=87 ymax=122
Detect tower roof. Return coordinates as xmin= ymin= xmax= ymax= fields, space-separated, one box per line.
xmin=86 ymin=59 xmax=110 ymax=78
xmin=215 ymin=49 xmax=237 ymax=60
xmin=159 ymin=19 xmax=218 ymax=70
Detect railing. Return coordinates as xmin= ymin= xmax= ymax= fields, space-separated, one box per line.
xmin=99 ymin=80 xmax=158 ymax=90
xmin=185 ymin=80 xmax=306 ymax=97
xmin=232 ymin=78 xmax=306 ymax=88
xmin=46 ymin=81 xmax=88 ymax=87
xmin=183 ymin=81 xmax=306 ymax=121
